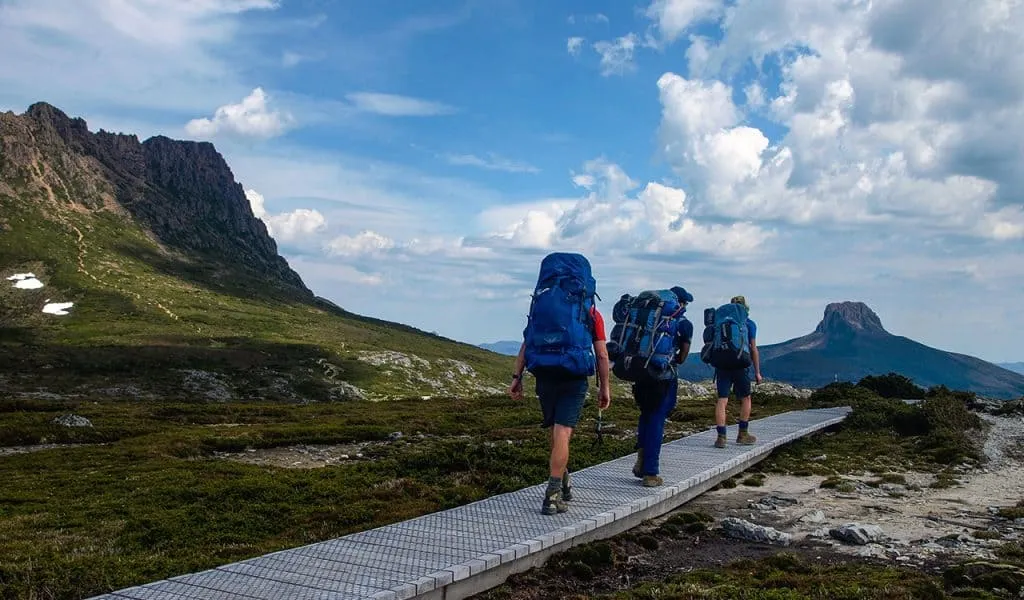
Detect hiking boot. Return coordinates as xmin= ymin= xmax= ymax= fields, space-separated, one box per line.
xmin=737 ymin=431 xmax=757 ymax=445
xmin=632 ymin=449 xmax=644 ymax=478
xmin=541 ymin=490 xmax=568 ymax=515
xmin=714 ymin=434 xmax=727 ymax=448
xmin=642 ymin=475 xmax=664 ymax=487
xmin=561 ymin=471 xmax=573 ymax=502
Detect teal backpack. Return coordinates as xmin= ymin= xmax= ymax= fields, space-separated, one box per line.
xmin=700 ymin=303 xmax=752 ymax=369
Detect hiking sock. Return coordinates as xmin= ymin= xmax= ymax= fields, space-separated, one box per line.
xmin=546 ymin=477 xmax=562 ymax=498
xmin=738 ymin=420 xmax=749 ymax=432
xmin=716 ymin=425 xmax=728 ymax=437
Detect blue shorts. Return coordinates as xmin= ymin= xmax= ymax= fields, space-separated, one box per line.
xmin=536 ymin=375 xmax=589 ymax=429
xmin=715 ymin=368 xmax=751 ymax=399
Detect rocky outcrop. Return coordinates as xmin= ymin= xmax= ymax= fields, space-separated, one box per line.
xmin=814 ymin=301 xmax=887 ymax=336
xmin=0 ymin=102 xmax=311 ymax=299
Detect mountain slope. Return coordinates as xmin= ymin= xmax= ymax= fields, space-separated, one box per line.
xmin=0 ymin=103 xmax=508 ymax=400
xmin=677 ymin=302 xmax=1024 ymax=398
xmin=1000 ymin=362 xmax=1024 ymax=376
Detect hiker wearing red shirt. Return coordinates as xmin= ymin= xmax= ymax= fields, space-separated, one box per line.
xmin=509 ymin=253 xmax=611 ymax=515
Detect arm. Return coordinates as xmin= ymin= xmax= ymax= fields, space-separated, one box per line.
xmin=750 ymin=339 xmax=762 ymax=383
xmin=676 ymin=340 xmax=691 ymax=364
xmin=748 ymin=320 xmax=762 ymax=383
xmin=509 ymin=342 xmax=526 ymax=400
xmin=594 ymin=340 xmax=611 ymax=409
xmin=674 ymin=319 xmax=693 ymax=364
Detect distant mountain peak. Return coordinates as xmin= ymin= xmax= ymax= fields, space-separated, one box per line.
xmin=815 ymin=301 xmax=887 ymax=336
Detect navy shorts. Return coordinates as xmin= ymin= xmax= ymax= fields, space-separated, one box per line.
xmin=715 ymin=368 xmax=751 ymax=399
xmin=536 ymin=375 xmax=589 ymax=429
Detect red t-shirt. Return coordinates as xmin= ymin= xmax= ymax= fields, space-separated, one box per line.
xmin=590 ymin=306 xmax=606 ymax=342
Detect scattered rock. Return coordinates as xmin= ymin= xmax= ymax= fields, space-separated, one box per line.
xmin=388 ymin=432 xmax=403 ymax=441
xmin=750 ymin=495 xmax=800 ymax=511
xmin=755 ymin=381 xmax=814 ymax=399
xmin=830 ymin=523 xmax=885 ymax=545
xmin=52 ymin=414 xmax=92 ymax=428
xmin=880 ymin=483 xmax=908 ymax=496
xmin=810 ymin=454 xmax=828 ymax=462
xmin=330 ymin=381 xmax=366 ymax=401
xmin=720 ymin=517 xmax=792 ymax=546
xmin=799 ymin=510 xmax=827 ymax=524
xmin=856 ymin=544 xmax=889 ymax=559
xmin=677 ymin=380 xmax=713 ymax=398
xmin=179 ymin=369 xmax=233 ymax=402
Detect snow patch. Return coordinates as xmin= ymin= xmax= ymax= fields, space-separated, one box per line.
xmin=7 ymin=273 xmax=44 ymax=289
xmin=42 ymin=302 xmax=74 ymax=316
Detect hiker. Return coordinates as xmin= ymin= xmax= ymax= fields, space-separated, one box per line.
xmin=606 ymin=286 xmax=694 ymax=487
xmin=700 ymin=295 xmax=762 ymax=448
xmin=509 ymin=252 xmax=611 ymax=515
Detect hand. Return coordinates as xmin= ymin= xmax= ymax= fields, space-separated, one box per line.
xmin=508 ymin=377 xmax=523 ymax=401
xmin=755 ymin=372 xmax=763 ymax=384
xmin=598 ymin=385 xmax=611 ymax=410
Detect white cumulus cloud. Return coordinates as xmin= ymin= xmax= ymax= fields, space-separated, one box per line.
xmin=648 ymin=0 xmax=1023 ymax=242
xmin=491 ymin=157 xmax=773 ymax=257
xmin=646 ymin=0 xmax=722 ymax=44
xmin=245 ymin=189 xmax=326 ymax=243
xmin=186 ymin=87 xmax=292 ymax=139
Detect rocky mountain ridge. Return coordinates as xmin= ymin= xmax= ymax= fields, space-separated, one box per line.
xmin=0 ymin=101 xmax=509 ymax=401
xmin=1 ymin=102 xmax=310 ymax=298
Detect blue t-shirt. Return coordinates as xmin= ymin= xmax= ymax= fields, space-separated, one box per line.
xmin=676 ymin=317 xmax=694 ymax=348
xmin=671 ymin=317 xmax=694 ymax=364
xmin=747 ymin=318 xmax=757 ymax=342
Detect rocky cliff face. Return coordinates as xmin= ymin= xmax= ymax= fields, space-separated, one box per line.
xmin=814 ymin=301 xmax=887 ymax=337
xmin=0 ymin=102 xmax=311 ymax=298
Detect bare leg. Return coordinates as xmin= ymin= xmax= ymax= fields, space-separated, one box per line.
xmin=715 ymin=397 xmax=728 ymax=426
xmin=739 ymin=395 xmax=752 ymax=422
xmin=550 ymin=425 xmax=572 ymax=478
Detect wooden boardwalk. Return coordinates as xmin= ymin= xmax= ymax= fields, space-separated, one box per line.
xmin=89 ymin=406 xmax=850 ymax=600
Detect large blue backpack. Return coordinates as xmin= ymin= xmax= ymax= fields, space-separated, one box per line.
xmin=607 ymin=289 xmax=688 ymax=383
xmin=522 ymin=252 xmax=598 ymax=378
xmin=700 ymin=302 xmax=752 ymax=369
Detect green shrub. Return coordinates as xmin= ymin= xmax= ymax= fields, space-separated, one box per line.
xmin=856 ymin=372 xmax=925 ymax=399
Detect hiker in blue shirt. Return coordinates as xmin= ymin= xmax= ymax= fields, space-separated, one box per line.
xmin=711 ymin=295 xmax=762 ymax=448
xmin=630 ymin=286 xmax=694 ymax=486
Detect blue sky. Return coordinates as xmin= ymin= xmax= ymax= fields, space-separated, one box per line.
xmin=1 ymin=0 xmax=1023 ymax=363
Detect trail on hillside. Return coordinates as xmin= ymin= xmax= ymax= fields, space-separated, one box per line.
xmin=28 ymin=156 xmax=201 ymax=333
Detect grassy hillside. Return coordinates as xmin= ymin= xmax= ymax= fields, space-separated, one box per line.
xmin=0 ymin=190 xmax=509 ymax=401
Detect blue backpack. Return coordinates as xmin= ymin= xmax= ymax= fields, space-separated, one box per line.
xmin=607 ymin=289 xmax=688 ymax=383
xmin=522 ymin=252 xmax=598 ymax=378
xmin=700 ymin=302 xmax=752 ymax=369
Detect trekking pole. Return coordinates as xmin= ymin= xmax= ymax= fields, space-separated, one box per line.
xmin=592 ymin=407 xmax=604 ymax=449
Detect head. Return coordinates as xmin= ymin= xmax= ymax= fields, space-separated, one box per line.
xmin=731 ymin=295 xmax=749 ymax=310
xmin=671 ymin=286 xmax=694 ymax=309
